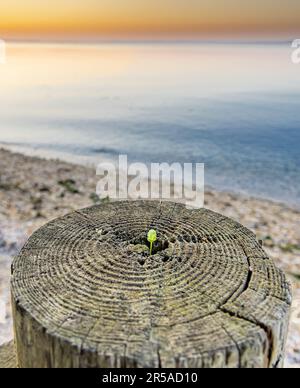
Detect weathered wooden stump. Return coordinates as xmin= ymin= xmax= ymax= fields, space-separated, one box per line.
xmin=11 ymin=201 xmax=291 ymax=368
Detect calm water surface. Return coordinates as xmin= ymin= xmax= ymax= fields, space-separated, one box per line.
xmin=0 ymin=42 xmax=299 ymax=205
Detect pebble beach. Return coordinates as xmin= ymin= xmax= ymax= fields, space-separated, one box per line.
xmin=0 ymin=148 xmax=299 ymax=368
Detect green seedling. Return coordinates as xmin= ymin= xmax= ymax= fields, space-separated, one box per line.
xmin=147 ymin=229 xmax=157 ymax=256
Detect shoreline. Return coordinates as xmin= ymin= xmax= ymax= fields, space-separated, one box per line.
xmin=1 ymin=142 xmax=299 ymax=212
xmin=0 ymin=147 xmax=299 ymax=367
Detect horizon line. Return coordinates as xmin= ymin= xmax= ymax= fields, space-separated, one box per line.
xmin=3 ymin=37 xmax=294 ymax=46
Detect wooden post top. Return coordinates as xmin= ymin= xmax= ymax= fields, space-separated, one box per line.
xmin=11 ymin=201 xmax=292 ymax=368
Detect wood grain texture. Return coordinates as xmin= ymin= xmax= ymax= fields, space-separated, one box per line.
xmin=0 ymin=341 xmax=17 ymax=368
xmin=11 ymin=201 xmax=292 ymax=368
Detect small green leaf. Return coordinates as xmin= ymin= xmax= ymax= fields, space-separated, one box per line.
xmin=147 ymin=229 xmax=157 ymax=255
xmin=147 ymin=229 xmax=157 ymax=243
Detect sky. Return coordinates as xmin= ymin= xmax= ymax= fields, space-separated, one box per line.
xmin=1 ymin=0 xmax=300 ymax=41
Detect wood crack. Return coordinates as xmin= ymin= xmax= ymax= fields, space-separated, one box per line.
xmin=222 ymin=325 xmax=242 ymax=368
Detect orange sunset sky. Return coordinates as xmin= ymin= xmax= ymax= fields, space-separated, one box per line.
xmin=0 ymin=0 xmax=300 ymax=41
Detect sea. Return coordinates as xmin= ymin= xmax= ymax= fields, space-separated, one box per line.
xmin=0 ymin=42 xmax=299 ymax=206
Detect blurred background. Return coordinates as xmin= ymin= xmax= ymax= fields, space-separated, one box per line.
xmin=0 ymin=0 xmax=300 ymax=204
